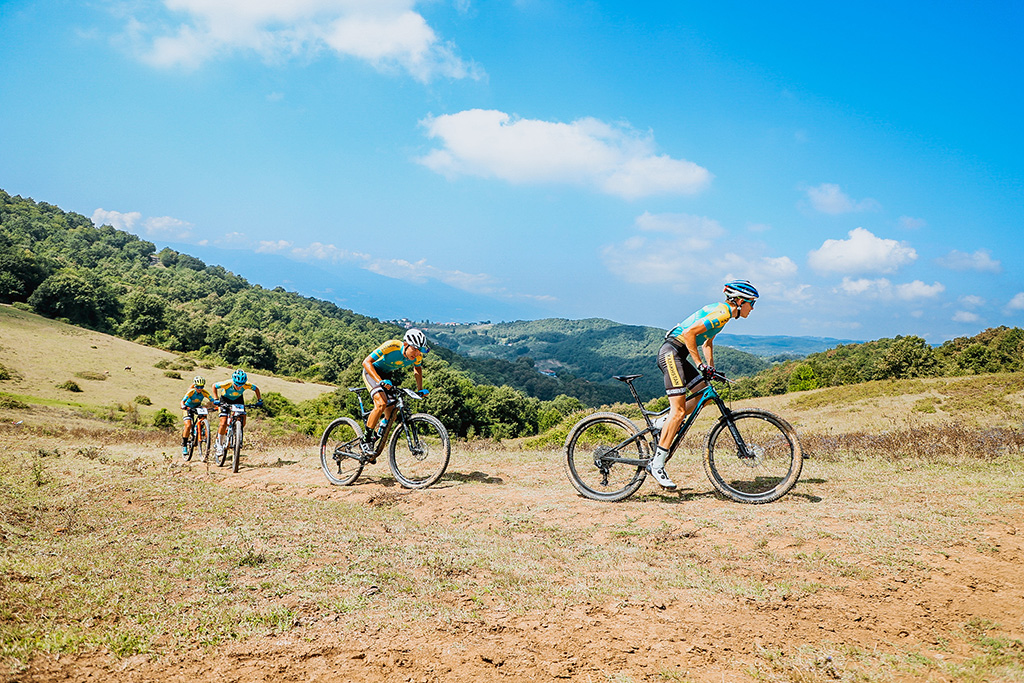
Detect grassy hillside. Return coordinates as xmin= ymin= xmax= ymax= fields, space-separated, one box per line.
xmin=0 ymin=304 xmax=334 ymax=424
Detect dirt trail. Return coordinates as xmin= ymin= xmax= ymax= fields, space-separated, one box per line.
xmin=17 ymin=441 xmax=1024 ymax=682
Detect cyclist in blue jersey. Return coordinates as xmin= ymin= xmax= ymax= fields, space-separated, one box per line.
xmin=648 ymin=280 xmax=759 ymax=489
xmin=212 ymin=369 xmax=263 ymax=458
xmin=180 ymin=376 xmax=213 ymax=457
xmin=360 ymin=328 xmax=429 ymax=453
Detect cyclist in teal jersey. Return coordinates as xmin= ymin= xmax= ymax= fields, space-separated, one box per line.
xmin=212 ymin=369 xmax=263 ymax=458
xmin=649 ymin=280 xmax=759 ymax=489
xmin=180 ymin=376 xmax=213 ymax=456
xmin=360 ymin=328 xmax=429 ymax=453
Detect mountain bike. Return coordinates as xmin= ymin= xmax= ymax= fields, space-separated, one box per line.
xmin=320 ymin=385 xmax=450 ymax=489
xmin=182 ymin=406 xmax=211 ymax=462
xmin=564 ymin=371 xmax=802 ymax=503
xmin=215 ymin=401 xmax=261 ymax=473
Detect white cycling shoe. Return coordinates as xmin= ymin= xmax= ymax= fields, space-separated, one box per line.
xmin=646 ymin=450 xmax=677 ymax=490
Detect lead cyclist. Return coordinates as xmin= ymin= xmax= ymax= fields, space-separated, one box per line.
xmin=648 ymin=280 xmax=760 ymax=490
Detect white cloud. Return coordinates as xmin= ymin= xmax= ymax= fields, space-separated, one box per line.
xmin=92 ymin=208 xmax=192 ymax=239
xmin=935 ymin=249 xmax=1001 ymax=273
xmin=836 ymin=277 xmax=944 ymax=301
xmin=92 ymin=208 xmax=141 ymax=232
xmin=122 ymin=0 xmax=480 ymax=82
xmin=953 ymin=311 xmax=980 ymax=323
xmin=802 ymin=183 xmax=880 ymax=215
xmin=808 ymin=227 xmax=917 ymax=274
xmin=417 ymin=109 xmax=712 ymax=199
xmin=959 ymin=295 xmax=985 ymax=308
xmin=899 ymin=215 xmax=927 ymax=229
xmin=601 ymin=214 xmax=807 ymax=301
xmin=1007 ymin=293 xmax=1024 ymax=312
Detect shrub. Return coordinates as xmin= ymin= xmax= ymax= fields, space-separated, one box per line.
xmin=153 ymin=408 xmax=176 ymax=429
xmin=75 ymin=371 xmax=108 ymax=381
xmin=0 ymin=363 xmax=10 ymax=380
xmin=0 ymin=394 xmax=29 ymax=410
xmin=163 ymin=371 xmax=182 ymax=379
xmin=58 ymin=380 xmax=82 ymax=392
xmin=134 ymin=395 xmax=152 ymax=405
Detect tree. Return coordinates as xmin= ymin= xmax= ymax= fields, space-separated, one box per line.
xmin=787 ymin=364 xmax=818 ymax=392
xmin=28 ymin=269 xmax=119 ymax=330
xmin=119 ymin=291 xmax=167 ymax=338
xmin=222 ymin=329 xmax=278 ymax=372
xmin=875 ymin=336 xmax=938 ymax=379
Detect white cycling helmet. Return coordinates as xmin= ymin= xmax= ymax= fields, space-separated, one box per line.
xmin=723 ymin=279 xmax=759 ymax=301
xmin=404 ymin=328 xmax=428 ymax=353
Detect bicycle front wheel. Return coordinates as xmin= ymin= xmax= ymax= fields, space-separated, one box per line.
xmin=198 ymin=419 xmax=211 ymax=462
xmin=231 ymin=422 xmax=243 ymax=473
xmin=703 ymin=409 xmax=802 ymax=504
xmin=320 ymin=417 xmax=365 ymax=486
xmin=184 ymin=428 xmax=195 ymax=461
xmin=388 ymin=414 xmax=450 ymax=489
xmin=215 ymin=429 xmax=228 ymax=467
xmin=564 ymin=412 xmax=650 ymax=502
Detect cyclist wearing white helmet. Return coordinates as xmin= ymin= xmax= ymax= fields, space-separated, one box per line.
xmin=179 ymin=376 xmax=213 ymax=457
xmin=360 ymin=328 xmax=430 ymax=453
xmin=649 ymin=280 xmax=759 ymax=489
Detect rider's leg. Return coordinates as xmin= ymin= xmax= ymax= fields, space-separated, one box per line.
xmin=366 ymin=391 xmax=387 ymax=432
xmin=181 ymin=413 xmax=192 ymax=453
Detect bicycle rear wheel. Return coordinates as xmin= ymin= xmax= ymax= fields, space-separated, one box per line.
xmin=388 ymin=414 xmax=450 ymax=489
xmin=231 ymin=422 xmax=243 ymax=473
xmin=216 ymin=426 xmax=229 ymax=467
xmin=564 ymin=412 xmax=650 ymax=502
xmin=703 ymin=409 xmax=802 ymax=504
xmin=320 ymin=417 xmax=365 ymax=486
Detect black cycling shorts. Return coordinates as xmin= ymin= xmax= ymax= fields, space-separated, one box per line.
xmin=657 ymin=341 xmax=702 ymax=397
xmin=218 ymin=395 xmax=244 ymax=416
xmin=362 ymin=369 xmax=395 ymax=400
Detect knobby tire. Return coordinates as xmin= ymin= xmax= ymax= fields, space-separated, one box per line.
xmin=564 ymin=412 xmax=650 ymax=502
xmin=388 ymin=413 xmax=450 ymax=489
xmin=703 ymin=409 xmax=802 ymax=504
xmin=320 ymin=417 xmax=365 ymax=486
xmin=231 ymin=422 xmax=243 ymax=473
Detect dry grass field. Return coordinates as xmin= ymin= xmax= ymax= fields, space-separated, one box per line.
xmin=2 ymin=307 xmax=1023 ymax=682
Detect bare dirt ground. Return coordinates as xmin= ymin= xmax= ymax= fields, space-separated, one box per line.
xmin=9 ymin=419 xmax=1024 ymax=683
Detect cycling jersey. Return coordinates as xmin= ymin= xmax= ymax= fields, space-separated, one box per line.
xmin=665 ymin=302 xmax=733 ymax=347
xmin=367 ymin=340 xmax=422 ymax=373
xmin=214 ymin=380 xmax=256 ymax=403
xmin=181 ymin=386 xmax=213 ymax=409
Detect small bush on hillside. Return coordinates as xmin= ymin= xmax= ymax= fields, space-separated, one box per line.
xmin=154 ymin=359 xmax=170 ymax=369
xmin=58 ymin=380 xmax=82 ymax=392
xmin=153 ymin=408 xmax=175 ymax=429
xmin=75 ymin=371 xmax=107 ymax=381
xmin=0 ymin=394 xmax=29 ymax=410
xmin=0 ymin=363 xmax=11 ymax=381
xmin=134 ymin=395 xmax=152 ymax=405
xmin=163 ymin=371 xmax=182 ymax=380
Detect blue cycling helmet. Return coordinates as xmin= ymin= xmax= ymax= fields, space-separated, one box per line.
xmin=232 ymin=369 xmax=247 ymax=385
xmin=723 ymin=280 xmax=759 ymax=301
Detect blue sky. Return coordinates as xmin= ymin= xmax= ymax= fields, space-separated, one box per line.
xmin=2 ymin=1 xmax=1022 ymax=342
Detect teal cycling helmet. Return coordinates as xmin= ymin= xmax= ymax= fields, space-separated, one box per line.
xmin=723 ymin=280 xmax=759 ymax=301
xmin=232 ymin=369 xmax=247 ymax=385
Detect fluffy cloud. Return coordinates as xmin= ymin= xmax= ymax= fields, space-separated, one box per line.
xmin=601 ymin=213 xmax=807 ymax=301
xmin=802 ymin=183 xmax=880 ymax=215
xmin=837 ymin=277 xmax=945 ymax=301
xmin=808 ymin=227 xmax=916 ymax=274
xmin=92 ymin=208 xmax=193 ymax=239
xmin=124 ymin=0 xmax=479 ymax=81
xmin=935 ymin=249 xmax=1001 ymax=273
xmin=418 ymin=110 xmax=712 ymax=199
xmin=1007 ymin=293 xmax=1024 ymax=312
xmin=953 ymin=311 xmax=980 ymax=323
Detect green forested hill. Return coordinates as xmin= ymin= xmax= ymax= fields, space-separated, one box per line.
xmin=420 ymin=318 xmax=771 ymax=399
xmin=0 ymin=189 xmax=621 ymax=436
